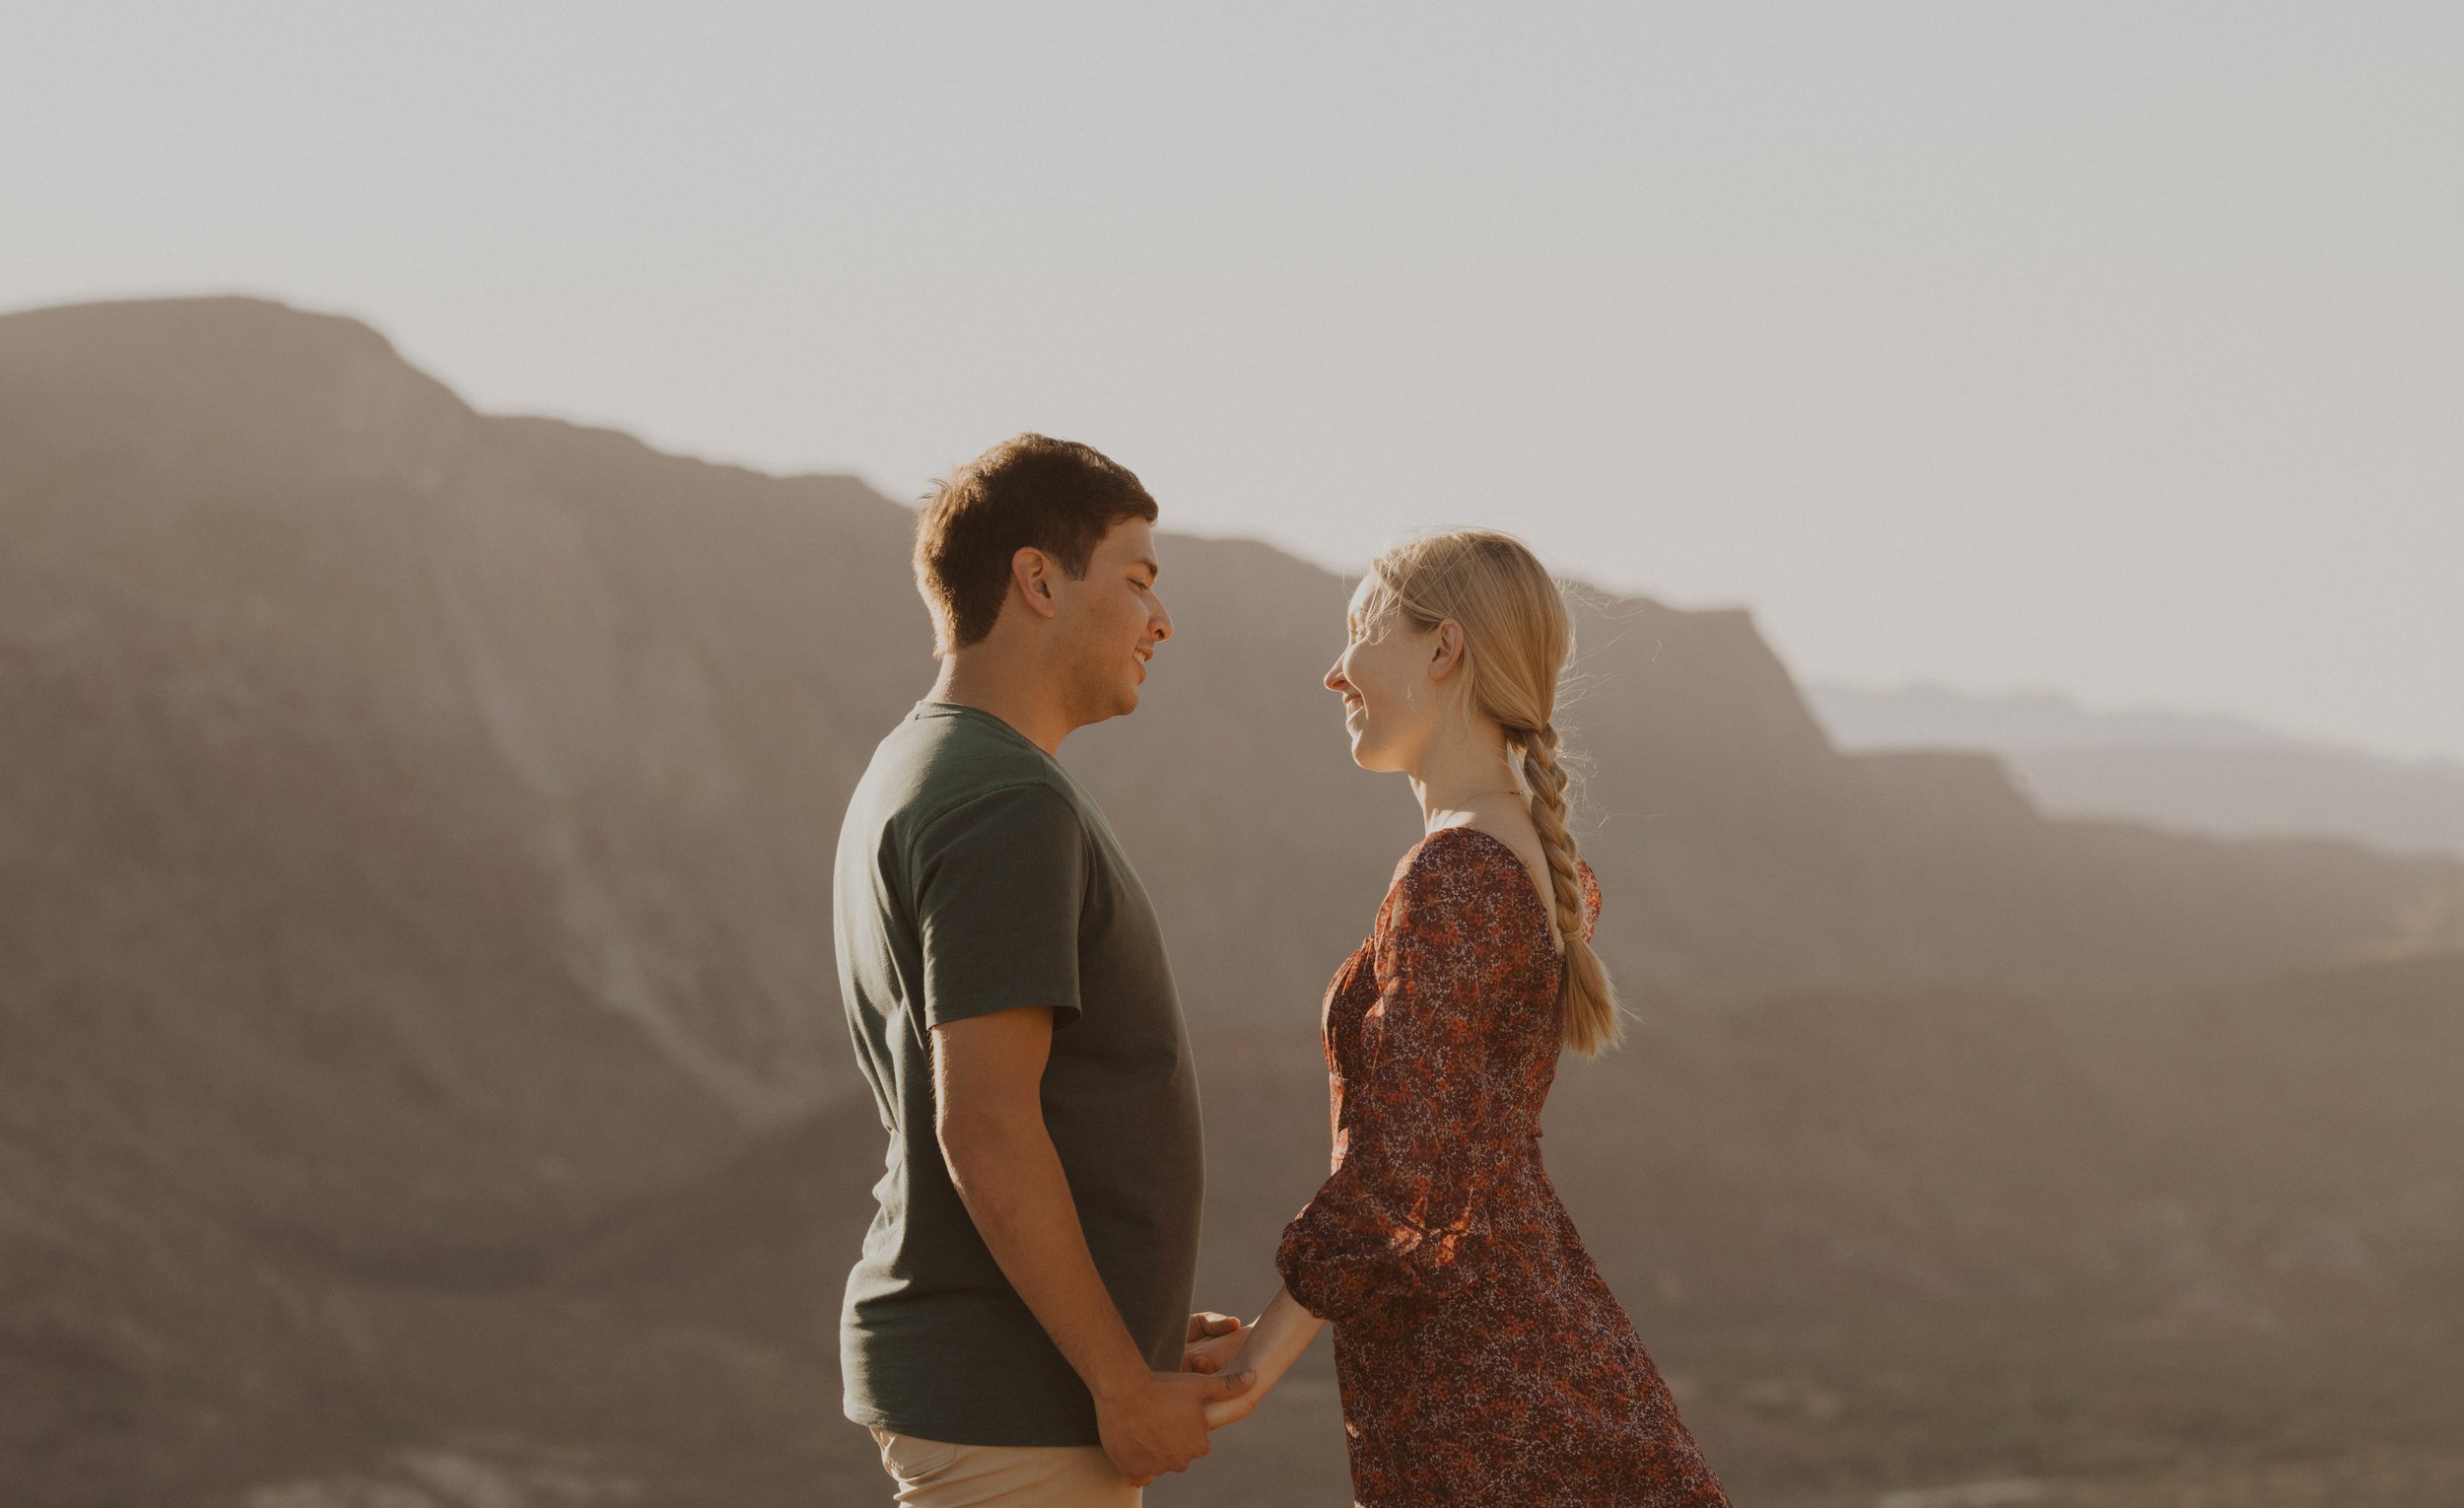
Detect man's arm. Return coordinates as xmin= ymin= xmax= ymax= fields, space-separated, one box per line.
xmin=932 ymin=1006 xmax=1251 ymax=1484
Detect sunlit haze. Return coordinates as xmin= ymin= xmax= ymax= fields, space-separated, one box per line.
xmin=6 ymin=3 xmax=2457 ymax=759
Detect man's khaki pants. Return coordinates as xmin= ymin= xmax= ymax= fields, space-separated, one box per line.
xmin=871 ymin=1427 xmax=1142 ymax=1507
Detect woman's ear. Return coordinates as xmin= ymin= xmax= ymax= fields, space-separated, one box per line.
xmin=1429 ymin=620 xmax=1467 ymax=680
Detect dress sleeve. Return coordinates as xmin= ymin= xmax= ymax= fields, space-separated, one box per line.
xmin=1274 ymin=847 xmax=1530 ymax=1324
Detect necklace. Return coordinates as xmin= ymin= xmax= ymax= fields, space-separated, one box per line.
xmin=1429 ymin=791 xmax=1528 ymax=828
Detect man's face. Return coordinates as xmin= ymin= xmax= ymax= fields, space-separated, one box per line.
xmin=1050 ymin=516 xmax=1172 ymax=725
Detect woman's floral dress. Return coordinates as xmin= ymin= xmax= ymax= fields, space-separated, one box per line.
xmin=1275 ymin=826 xmax=1731 ymax=1507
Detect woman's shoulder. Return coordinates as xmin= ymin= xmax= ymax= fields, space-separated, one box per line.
xmin=1372 ymin=827 xmax=1492 ymax=928
xmin=1382 ymin=826 xmax=1604 ymax=940
xmin=1390 ymin=823 xmax=1520 ymax=886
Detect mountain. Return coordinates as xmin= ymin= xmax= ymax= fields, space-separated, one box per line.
xmin=1810 ymin=682 xmax=2464 ymax=861
xmin=1804 ymin=682 xmax=2321 ymax=754
xmin=551 ymin=954 xmax=2464 ymax=1508
xmin=5 ymin=297 xmax=2461 ymax=1507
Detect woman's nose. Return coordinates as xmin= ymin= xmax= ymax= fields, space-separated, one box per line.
xmin=1324 ymin=658 xmax=1346 ymax=693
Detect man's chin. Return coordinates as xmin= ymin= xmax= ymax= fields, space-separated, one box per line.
xmin=1084 ymin=686 xmax=1140 ymax=723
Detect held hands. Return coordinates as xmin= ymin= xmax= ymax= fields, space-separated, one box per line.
xmin=1096 ymin=1366 xmax=1256 ymax=1487
xmin=1200 ymin=1370 xmax=1266 ymax=1430
xmin=1091 ymin=1309 xmax=1264 ymax=1485
xmin=1182 ymin=1311 xmax=1251 ymax=1374
xmin=1198 ymin=1286 xmax=1323 ymax=1430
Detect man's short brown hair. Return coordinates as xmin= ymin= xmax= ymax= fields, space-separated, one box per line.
xmin=914 ymin=434 xmax=1159 ymax=655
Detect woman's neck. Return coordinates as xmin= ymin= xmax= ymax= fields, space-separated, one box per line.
xmin=1407 ymin=717 xmax=1523 ymax=833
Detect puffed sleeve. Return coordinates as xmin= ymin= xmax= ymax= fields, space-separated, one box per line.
xmin=1274 ymin=846 xmax=1531 ymax=1324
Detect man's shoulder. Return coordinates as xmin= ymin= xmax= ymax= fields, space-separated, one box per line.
xmin=861 ymin=714 xmax=1079 ymax=845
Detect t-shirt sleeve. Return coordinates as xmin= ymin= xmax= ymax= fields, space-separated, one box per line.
xmin=912 ymin=782 xmax=1088 ymax=1029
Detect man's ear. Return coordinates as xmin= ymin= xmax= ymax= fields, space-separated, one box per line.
xmin=1010 ymin=547 xmax=1061 ymax=623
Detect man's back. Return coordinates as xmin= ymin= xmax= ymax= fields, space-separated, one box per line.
xmin=835 ymin=700 xmax=1204 ymax=1447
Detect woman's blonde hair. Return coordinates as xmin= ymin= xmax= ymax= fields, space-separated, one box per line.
xmin=1359 ymin=528 xmax=1623 ymax=1057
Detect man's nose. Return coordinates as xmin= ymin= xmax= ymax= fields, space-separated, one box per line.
xmin=1150 ymin=600 xmax=1173 ymax=643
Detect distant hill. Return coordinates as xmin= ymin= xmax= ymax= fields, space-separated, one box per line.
xmin=1810 ymin=682 xmax=2464 ymax=860
xmin=1805 ymin=681 xmax=2319 ymax=753
xmin=5 ymin=297 xmax=2461 ymax=1508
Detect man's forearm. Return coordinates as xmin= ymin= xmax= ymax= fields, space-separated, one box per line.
xmin=941 ymin=1109 xmax=1149 ymax=1401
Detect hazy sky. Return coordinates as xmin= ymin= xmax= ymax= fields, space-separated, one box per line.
xmin=7 ymin=5 xmax=2459 ymax=760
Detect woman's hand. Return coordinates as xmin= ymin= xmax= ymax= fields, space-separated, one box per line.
xmin=1183 ymin=1311 xmax=1252 ymax=1374
xmin=1199 ymin=1286 xmax=1327 ymax=1428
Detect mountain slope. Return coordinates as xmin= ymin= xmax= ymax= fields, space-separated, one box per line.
xmin=6 ymin=295 xmax=2462 ymax=1506
xmin=1811 ymin=681 xmax=2464 ymax=860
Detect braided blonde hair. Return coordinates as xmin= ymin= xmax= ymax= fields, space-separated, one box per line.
xmin=1358 ymin=529 xmax=1623 ymax=1056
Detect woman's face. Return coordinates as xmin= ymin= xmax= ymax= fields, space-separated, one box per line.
xmin=1325 ymin=575 xmax=1442 ymax=773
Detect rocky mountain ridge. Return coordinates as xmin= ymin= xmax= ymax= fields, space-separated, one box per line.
xmin=5 ymin=296 xmax=2460 ymax=1507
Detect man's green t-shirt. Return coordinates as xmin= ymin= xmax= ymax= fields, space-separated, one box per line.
xmin=834 ymin=701 xmax=1204 ymax=1447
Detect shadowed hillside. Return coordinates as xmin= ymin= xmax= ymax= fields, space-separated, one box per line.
xmin=5 ymin=297 xmax=2461 ymax=1507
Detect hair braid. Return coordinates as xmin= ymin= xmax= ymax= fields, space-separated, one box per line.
xmin=1364 ymin=526 xmax=1626 ymax=1057
xmin=1520 ymin=722 xmax=1623 ymax=1056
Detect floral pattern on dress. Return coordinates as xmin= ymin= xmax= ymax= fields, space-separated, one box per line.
xmin=1275 ymin=826 xmax=1732 ymax=1507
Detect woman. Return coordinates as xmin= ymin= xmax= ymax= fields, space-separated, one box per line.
xmin=1199 ymin=530 xmax=1730 ymax=1506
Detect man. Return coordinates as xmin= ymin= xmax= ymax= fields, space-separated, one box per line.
xmin=834 ymin=434 xmax=1253 ymax=1505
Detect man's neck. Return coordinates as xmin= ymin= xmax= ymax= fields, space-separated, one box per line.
xmin=928 ymin=652 xmax=1072 ymax=757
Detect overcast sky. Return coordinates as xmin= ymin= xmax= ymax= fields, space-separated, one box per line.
xmin=6 ymin=4 xmax=2459 ymax=761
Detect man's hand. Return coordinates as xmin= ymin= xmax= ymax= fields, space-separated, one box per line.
xmin=1096 ymin=1368 xmax=1256 ymax=1486
xmin=1182 ymin=1311 xmax=1250 ymax=1374
xmin=1201 ymin=1375 xmax=1266 ymax=1430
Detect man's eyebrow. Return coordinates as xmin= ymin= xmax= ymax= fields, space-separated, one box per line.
xmin=1131 ymin=555 xmax=1161 ymax=580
